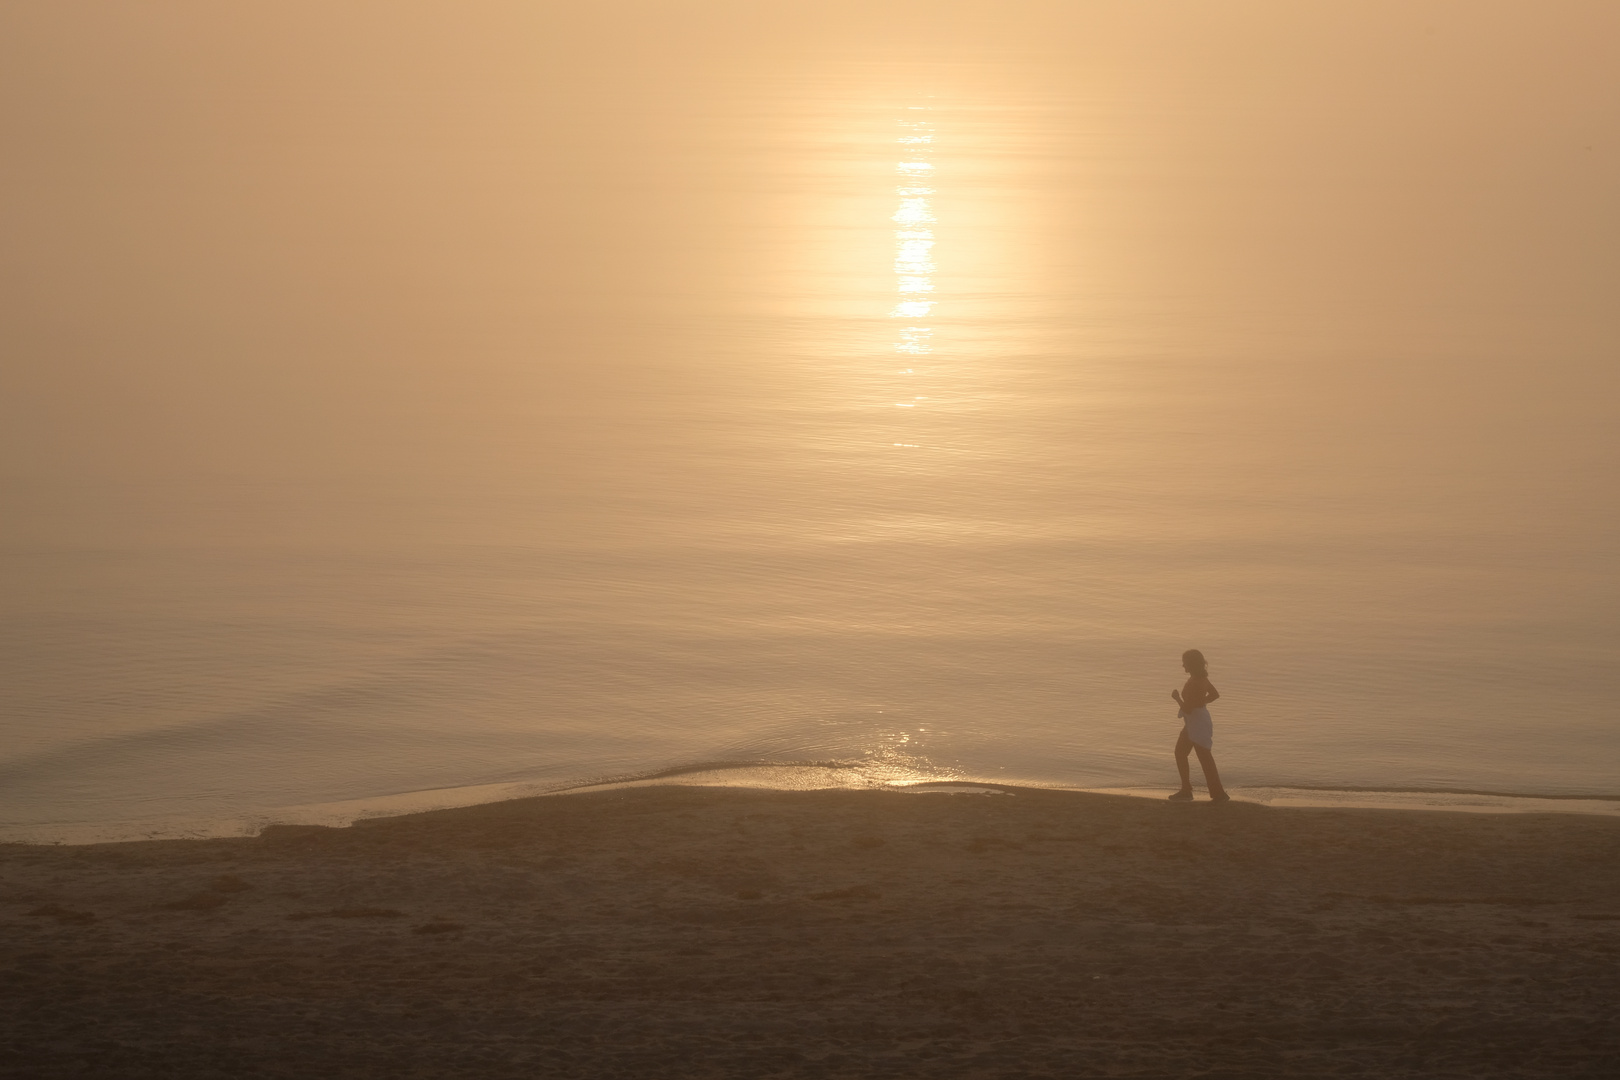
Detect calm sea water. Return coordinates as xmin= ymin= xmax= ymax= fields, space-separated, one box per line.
xmin=3 ymin=4 xmax=1618 ymax=841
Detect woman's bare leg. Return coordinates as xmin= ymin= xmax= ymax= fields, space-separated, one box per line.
xmin=1193 ymin=745 xmax=1226 ymax=799
xmin=1173 ymin=730 xmax=1194 ymax=795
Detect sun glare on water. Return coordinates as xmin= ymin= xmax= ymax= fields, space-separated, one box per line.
xmin=892 ymin=115 xmax=936 ymax=426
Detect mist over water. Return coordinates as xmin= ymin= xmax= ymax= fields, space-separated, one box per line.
xmin=3 ymin=2 xmax=1618 ymax=840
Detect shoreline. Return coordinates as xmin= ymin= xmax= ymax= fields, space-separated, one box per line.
xmin=8 ymin=761 xmax=1620 ymax=847
xmin=4 ymin=784 xmax=1618 ymax=1076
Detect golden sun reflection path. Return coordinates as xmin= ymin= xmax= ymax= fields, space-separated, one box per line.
xmin=891 ymin=112 xmax=936 ymax=439
xmin=776 ymin=95 xmax=1035 ymax=498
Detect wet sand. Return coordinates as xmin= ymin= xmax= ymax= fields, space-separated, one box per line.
xmin=4 ymin=786 xmax=1619 ymax=1078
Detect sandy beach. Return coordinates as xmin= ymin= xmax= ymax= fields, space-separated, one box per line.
xmin=4 ymin=786 xmax=1619 ymax=1078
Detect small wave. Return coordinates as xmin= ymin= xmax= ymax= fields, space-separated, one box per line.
xmin=1216 ymin=785 xmax=1620 ymax=816
xmin=549 ymin=756 xmax=958 ymax=793
xmin=1238 ymin=783 xmax=1620 ymax=802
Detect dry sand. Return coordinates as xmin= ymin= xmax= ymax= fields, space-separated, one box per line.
xmin=3 ymin=786 xmax=1619 ymax=1078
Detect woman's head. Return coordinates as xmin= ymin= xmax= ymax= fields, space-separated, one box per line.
xmin=1182 ymin=649 xmax=1208 ymax=677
